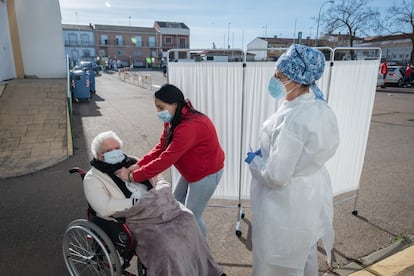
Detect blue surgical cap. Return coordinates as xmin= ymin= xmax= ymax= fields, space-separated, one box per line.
xmin=276 ymin=44 xmax=326 ymax=100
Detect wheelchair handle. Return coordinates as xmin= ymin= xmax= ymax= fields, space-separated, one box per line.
xmin=68 ymin=167 xmax=86 ymax=179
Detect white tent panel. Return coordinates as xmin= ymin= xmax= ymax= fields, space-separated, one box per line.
xmin=325 ymin=59 xmax=379 ymax=195
xmin=168 ymin=62 xmax=245 ymax=198
xmin=168 ymin=51 xmax=378 ymax=199
xmin=239 ymin=62 xmax=278 ymax=199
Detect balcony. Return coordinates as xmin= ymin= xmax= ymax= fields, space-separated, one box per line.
xmin=66 ymin=39 xmax=161 ymax=49
xmin=98 ymin=39 xmax=124 ymax=46
xmin=64 ymin=40 xmax=95 ymax=47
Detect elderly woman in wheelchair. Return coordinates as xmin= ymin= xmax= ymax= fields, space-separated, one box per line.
xmin=63 ymin=131 xmax=225 ymax=276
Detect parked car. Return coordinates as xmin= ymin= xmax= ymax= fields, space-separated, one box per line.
xmin=73 ymin=61 xmax=101 ymax=74
xmin=377 ymin=73 xmax=385 ymax=87
xmin=385 ymin=66 xmax=405 ymax=87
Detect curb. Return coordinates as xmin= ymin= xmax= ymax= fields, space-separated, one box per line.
xmin=349 ymin=245 xmax=414 ymax=275
xmin=0 ymin=83 xmax=6 ymax=97
xmin=334 ymin=236 xmax=414 ymax=276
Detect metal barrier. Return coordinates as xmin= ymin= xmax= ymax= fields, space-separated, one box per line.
xmin=118 ymin=69 xmax=153 ymax=90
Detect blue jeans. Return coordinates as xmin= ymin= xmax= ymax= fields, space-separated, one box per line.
xmin=174 ymin=169 xmax=223 ymax=236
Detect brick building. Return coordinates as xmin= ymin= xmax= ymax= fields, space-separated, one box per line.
xmin=62 ymin=21 xmax=190 ymax=68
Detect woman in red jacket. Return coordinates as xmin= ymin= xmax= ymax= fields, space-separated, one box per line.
xmin=117 ymin=84 xmax=225 ymax=236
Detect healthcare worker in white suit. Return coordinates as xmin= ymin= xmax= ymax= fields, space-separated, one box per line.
xmin=245 ymin=44 xmax=340 ymax=276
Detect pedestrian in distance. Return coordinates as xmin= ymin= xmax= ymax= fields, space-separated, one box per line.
xmin=116 ymin=84 xmax=225 ymax=236
xmin=245 ymin=44 xmax=340 ymax=276
xmin=379 ymin=58 xmax=388 ymax=88
xmin=161 ymin=59 xmax=168 ymax=77
xmin=404 ymin=63 xmax=412 ymax=87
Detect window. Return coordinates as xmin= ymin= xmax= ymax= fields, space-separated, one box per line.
xmin=149 ymin=36 xmax=156 ymax=47
xmin=101 ymin=35 xmax=108 ymax=45
xmin=80 ymin=34 xmax=89 ymax=46
xmin=99 ymin=49 xmax=106 ymax=56
xmin=83 ymin=49 xmax=91 ymax=57
xmin=117 ymin=50 xmax=125 ymax=56
xmin=115 ymin=35 xmax=123 ymax=46
xmin=135 ymin=50 xmax=142 ymax=56
xmin=135 ymin=36 xmax=142 ymax=47
xmin=179 ymin=38 xmax=186 ymax=48
xmin=71 ymin=49 xmax=79 ymax=60
xmin=68 ymin=33 xmax=77 ymax=46
xmin=165 ymin=37 xmax=172 ymax=45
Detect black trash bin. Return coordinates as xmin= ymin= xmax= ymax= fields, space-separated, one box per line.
xmin=70 ymin=70 xmax=90 ymax=102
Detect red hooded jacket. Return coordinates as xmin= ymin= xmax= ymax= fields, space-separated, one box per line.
xmin=133 ymin=108 xmax=225 ymax=182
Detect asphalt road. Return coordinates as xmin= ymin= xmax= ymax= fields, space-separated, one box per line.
xmin=0 ymin=72 xmax=413 ymax=275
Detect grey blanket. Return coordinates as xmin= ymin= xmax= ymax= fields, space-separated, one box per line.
xmin=114 ymin=183 xmax=224 ymax=276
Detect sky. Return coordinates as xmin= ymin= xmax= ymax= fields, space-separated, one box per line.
xmin=58 ymin=0 xmax=392 ymax=50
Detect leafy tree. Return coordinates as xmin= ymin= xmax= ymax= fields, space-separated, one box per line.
xmin=320 ymin=0 xmax=380 ymax=47
xmin=383 ymin=0 xmax=414 ymax=64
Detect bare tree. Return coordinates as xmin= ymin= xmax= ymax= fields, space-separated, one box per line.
xmin=321 ymin=0 xmax=380 ymax=47
xmin=383 ymin=0 xmax=414 ymax=64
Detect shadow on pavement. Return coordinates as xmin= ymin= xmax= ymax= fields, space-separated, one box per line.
xmin=0 ymin=98 xmax=91 ymax=274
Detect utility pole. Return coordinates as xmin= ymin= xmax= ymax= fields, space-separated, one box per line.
xmin=227 ymin=22 xmax=231 ymax=49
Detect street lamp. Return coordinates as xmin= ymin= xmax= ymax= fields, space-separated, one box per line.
xmin=212 ymin=22 xmax=216 ymax=49
xmin=315 ymin=0 xmax=334 ymax=47
xmin=227 ymin=22 xmax=231 ymax=49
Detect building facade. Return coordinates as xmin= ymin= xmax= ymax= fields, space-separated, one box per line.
xmin=247 ymin=37 xmax=318 ymax=61
xmin=247 ymin=34 xmax=413 ymax=63
xmin=62 ymin=24 xmax=96 ymax=67
xmin=357 ymin=34 xmax=413 ymax=64
xmin=94 ymin=24 xmax=159 ymax=68
xmin=154 ymin=21 xmax=190 ymax=60
xmin=62 ymin=21 xmax=190 ymax=69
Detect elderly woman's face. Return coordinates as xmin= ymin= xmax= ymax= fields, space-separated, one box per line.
xmin=98 ymin=137 xmax=121 ymax=161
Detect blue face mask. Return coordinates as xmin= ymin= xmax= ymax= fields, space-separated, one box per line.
xmin=268 ymin=76 xmax=287 ymax=100
xmin=103 ymin=149 xmax=124 ymax=164
xmin=157 ymin=110 xmax=173 ymax=123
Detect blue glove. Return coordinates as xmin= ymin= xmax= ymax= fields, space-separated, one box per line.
xmin=245 ymin=152 xmax=256 ymax=164
xmin=244 ymin=149 xmax=262 ymax=164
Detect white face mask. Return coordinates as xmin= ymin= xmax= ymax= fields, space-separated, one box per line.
xmin=103 ymin=149 xmax=124 ymax=164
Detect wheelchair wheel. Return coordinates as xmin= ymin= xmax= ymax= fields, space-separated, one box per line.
xmin=63 ymin=219 xmax=122 ymax=276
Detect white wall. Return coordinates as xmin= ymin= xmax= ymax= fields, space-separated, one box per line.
xmin=247 ymin=38 xmax=267 ymax=61
xmin=0 ymin=1 xmax=16 ymax=81
xmin=14 ymin=0 xmax=66 ymax=78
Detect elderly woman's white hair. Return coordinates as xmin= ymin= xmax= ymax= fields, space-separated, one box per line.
xmin=91 ymin=131 xmax=123 ymax=159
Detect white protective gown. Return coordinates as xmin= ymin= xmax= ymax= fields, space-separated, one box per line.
xmin=249 ymin=93 xmax=340 ymax=276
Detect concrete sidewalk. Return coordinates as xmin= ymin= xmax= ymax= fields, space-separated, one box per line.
xmin=0 ymin=78 xmax=68 ymax=179
xmin=0 ymin=71 xmax=412 ymax=275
